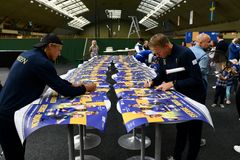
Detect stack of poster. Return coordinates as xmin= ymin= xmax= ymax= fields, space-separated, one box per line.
xmin=113 ymin=55 xmax=213 ymax=132
xmin=15 ymin=56 xmax=113 ymax=142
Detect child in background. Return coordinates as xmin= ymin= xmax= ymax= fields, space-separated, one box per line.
xmin=211 ymin=63 xmax=234 ymax=108
xmin=226 ymin=62 xmax=238 ymax=104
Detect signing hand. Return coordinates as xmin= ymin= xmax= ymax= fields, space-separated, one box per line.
xmin=72 ymin=81 xmax=84 ymax=87
xmin=84 ymin=83 xmax=97 ymax=92
xmin=144 ymin=80 xmax=153 ymax=88
xmin=156 ymin=82 xmax=173 ymax=91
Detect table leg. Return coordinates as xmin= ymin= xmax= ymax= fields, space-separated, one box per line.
xmin=68 ymin=125 xmax=74 ymax=160
xmin=155 ymin=124 xmax=161 ymax=160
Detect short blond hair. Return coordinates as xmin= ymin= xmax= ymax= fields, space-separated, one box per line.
xmin=149 ymin=33 xmax=170 ymax=48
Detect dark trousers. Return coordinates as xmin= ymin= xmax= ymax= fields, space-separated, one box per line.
xmin=0 ymin=117 xmax=25 ymax=160
xmin=214 ymin=86 xmax=226 ymax=104
xmin=173 ymin=120 xmax=203 ymax=160
xmin=236 ymin=85 xmax=240 ymax=118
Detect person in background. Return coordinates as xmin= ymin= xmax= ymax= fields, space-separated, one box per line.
xmin=225 ymin=63 xmax=238 ymax=104
xmin=190 ymin=40 xmax=196 ymax=47
xmin=230 ymin=59 xmax=240 ymax=96
xmin=190 ymin=33 xmax=211 ymax=93
xmin=228 ymin=38 xmax=240 ymax=61
xmin=233 ymin=67 xmax=240 ymax=152
xmin=211 ymin=63 xmax=234 ymax=108
xmin=143 ymin=40 xmax=150 ymax=50
xmin=134 ymin=38 xmax=145 ymax=53
xmin=144 ymin=33 xmax=205 ymax=160
xmin=181 ymin=41 xmax=186 ymax=47
xmin=89 ymin=40 xmax=99 ymax=58
xmin=214 ymin=33 xmax=229 ymax=72
xmin=190 ymin=33 xmax=211 ymax=147
xmin=208 ymin=40 xmax=218 ymax=75
xmin=0 ymin=33 xmax=96 ymax=160
xmin=134 ymin=50 xmax=152 ymax=65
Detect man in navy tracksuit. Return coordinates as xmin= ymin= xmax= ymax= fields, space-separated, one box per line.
xmin=134 ymin=50 xmax=152 ymax=64
xmin=0 ymin=33 xmax=96 ymax=160
xmin=145 ymin=33 xmax=206 ymax=160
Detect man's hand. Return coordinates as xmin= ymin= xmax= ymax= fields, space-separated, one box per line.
xmin=144 ymin=80 xmax=153 ymax=88
xmin=72 ymin=81 xmax=83 ymax=87
xmin=84 ymin=83 xmax=97 ymax=92
xmin=156 ymin=82 xmax=173 ymax=91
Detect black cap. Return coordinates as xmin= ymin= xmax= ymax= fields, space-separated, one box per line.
xmin=33 ymin=33 xmax=63 ymax=48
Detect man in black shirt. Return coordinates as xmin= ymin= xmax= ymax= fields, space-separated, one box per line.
xmin=144 ymin=33 xmax=206 ymax=160
xmin=0 ymin=33 xmax=96 ymax=160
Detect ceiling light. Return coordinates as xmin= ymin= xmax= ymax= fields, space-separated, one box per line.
xmin=30 ymin=0 xmax=34 ymax=3
xmin=140 ymin=18 xmax=158 ymax=31
xmin=105 ymin=10 xmax=122 ymax=19
xmin=139 ymin=0 xmax=184 ymax=24
xmin=35 ymin=0 xmax=90 ymax=30
xmin=68 ymin=17 xmax=90 ymax=30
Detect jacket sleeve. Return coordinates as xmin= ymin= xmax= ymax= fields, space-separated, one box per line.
xmin=151 ymin=60 xmax=166 ymax=86
xmin=35 ymin=60 xmax=86 ymax=97
xmin=174 ymin=51 xmax=204 ymax=89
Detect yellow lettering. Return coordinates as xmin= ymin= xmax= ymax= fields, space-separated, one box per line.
xmin=182 ymin=107 xmax=197 ymax=118
xmin=38 ymin=104 xmax=48 ymax=112
xmin=31 ymin=114 xmax=42 ymax=128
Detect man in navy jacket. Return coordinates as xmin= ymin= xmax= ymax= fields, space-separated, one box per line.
xmin=145 ymin=33 xmax=205 ymax=160
xmin=0 ymin=33 xmax=96 ymax=160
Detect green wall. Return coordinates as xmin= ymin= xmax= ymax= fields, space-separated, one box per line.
xmin=0 ymin=38 xmax=186 ymax=64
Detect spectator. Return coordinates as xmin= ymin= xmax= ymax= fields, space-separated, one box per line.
xmin=134 ymin=50 xmax=152 ymax=65
xmin=233 ymin=70 xmax=240 ymax=152
xmin=228 ymin=38 xmax=240 ymax=61
xmin=211 ymin=63 xmax=234 ymax=108
xmin=89 ymin=40 xmax=99 ymax=58
xmin=190 ymin=33 xmax=211 ymax=94
xmin=134 ymin=38 xmax=145 ymax=53
xmin=214 ymin=33 xmax=229 ymax=72
xmin=208 ymin=40 xmax=218 ymax=75
xmin=143 ymin=40 xmax=150 ymax=50
xmin=190 ymin=33 xmax=211 ymax=147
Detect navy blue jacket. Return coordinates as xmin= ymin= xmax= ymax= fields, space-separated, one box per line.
xmin=152 ymin=44 xmax=206 ymax=104
xmin=0 ymin=48 xmax=86 ymax=121
xmin=135 ymin=50 xmax=152 ymax=63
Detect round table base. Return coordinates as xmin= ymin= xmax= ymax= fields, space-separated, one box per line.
xmin=126 ymin=156 xmax=155 ymax=160
xmin=75 ymin=155 xmax=100 ymax=160
xmin=118 ymin=133 xmax=151 ymax=150
xmin=74 ymin=133 xmax=101 ymax=150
